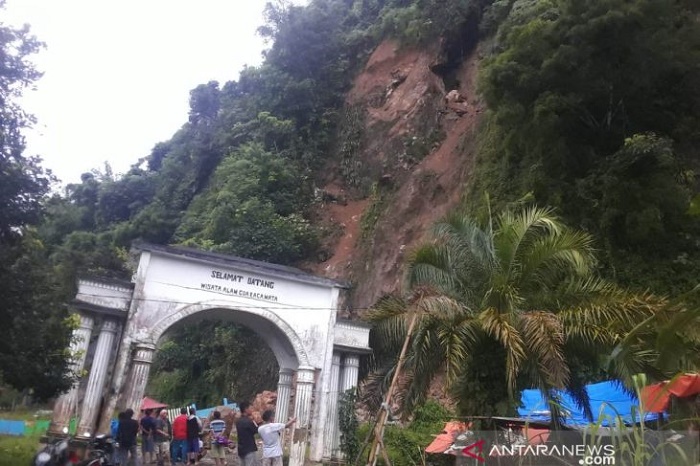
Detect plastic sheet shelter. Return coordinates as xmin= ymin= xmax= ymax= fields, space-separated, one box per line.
xmin=518 ymin=380 xmax=658 ymax=426
xmin=425 ymin=421 xmax=470 ymax=454
xmin=140 ymin=396 xmax=168 ymax=411
xmin=641 ymin=373 xmax=700 ymax=413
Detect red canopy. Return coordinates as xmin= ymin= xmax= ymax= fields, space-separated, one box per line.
xmin=141 ymin=396 xmax=168 ymax=410
xmin=425 ymin=421 xmax=470 ymax=454
xmin=640 ymin=373 xmax=700 ymax=413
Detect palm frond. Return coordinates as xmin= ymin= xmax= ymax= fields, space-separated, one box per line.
xmin=494 ymin=205 xmax=560 ymax=278
xmin=406 ymin=243 xmax=458 ymax=296
xmin=478 ymin=307 xmax=526 ymax=395
xmin=520 ymin=311 xmax=569 ymax=388
xmin=518 ymin=229 xmax=596 ymax=290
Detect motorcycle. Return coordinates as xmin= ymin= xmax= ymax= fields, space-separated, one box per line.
xmin=79 ymin=434 xmax=116 ymax=466
xmin=32 ymin=436 xmax=80 ymax=466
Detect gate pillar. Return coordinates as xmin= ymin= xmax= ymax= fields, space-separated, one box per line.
xmin=289 ymin=366 xmax=316 ymax=466
xmin=276 ymin=368 xmax=294 ymax=422
xmin=122 ymin=343 xmax=156 ymax=415
xmin=49 ymin=314 xmax=95 ymax=435
xmin=77 ymin=319 xmax=119 ymax=436
xmin=323 ymin=352 xmax=342 ymax=459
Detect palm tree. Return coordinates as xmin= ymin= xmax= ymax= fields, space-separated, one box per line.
xmin=367 ymin=204 xmax=669 ymax=420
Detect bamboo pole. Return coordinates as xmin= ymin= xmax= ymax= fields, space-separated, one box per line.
xmin=366 ymin=310 xmax=419 ymax=466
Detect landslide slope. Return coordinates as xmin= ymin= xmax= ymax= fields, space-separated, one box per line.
xmin=310 ymin=39 xmax=484 ymax=312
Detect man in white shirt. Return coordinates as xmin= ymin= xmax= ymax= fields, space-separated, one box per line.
xmin=257 ymin=410 xmax=297 ymax=466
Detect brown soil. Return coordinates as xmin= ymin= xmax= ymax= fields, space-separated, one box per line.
xmin=309 ymin=39 xmax=484 ymax=312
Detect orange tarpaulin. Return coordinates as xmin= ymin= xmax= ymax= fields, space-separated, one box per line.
xmin=641 ymin=373 xmax=700 ymax=413
xmin=425 ymin=421 xmax=470 ymax=454
xmin=140 ymin=396 xmax=168 ymax=411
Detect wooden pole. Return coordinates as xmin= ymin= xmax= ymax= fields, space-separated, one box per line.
xmin=366 ymin=311 xmax=419 ymax=466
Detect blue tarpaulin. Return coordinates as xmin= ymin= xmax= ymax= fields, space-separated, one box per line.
xmin=518 ymin=380 xmax=658 ymax=426
xmin=0 ymin=419 xmax=26 ymax=436
xmin=196 ymin=402 xmax=239 ymax=419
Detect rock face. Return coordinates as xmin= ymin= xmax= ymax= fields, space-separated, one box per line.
xmin=310 ymin=39 xmax=484 ymax=313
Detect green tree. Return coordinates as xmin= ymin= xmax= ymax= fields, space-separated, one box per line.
xmin=0 ymin=232 xmax=74 ymax=400
xmin=367 ymin=205 xmax=671 ymax=419
xmin=148 ymin=320 xmax=279 ymax=407
xmin=0 ymin=1 xmax=74 ymax=399
xmin=175 ymin=142 xmax=317 ymax=264
xmin=473 ymin=0 xmax=700 ymax=293
xmin=0 ymin=3 xmax=50 ymax=241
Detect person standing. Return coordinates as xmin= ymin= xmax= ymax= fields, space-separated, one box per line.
xmin=154 ymin=410 xmax=172 ymax=466
xmin=117 ymin=409 xmax=140 ymax=466
xmin=235 ymin=401 xmax=259 ymax=466
xmin=140 ymin=409 xmax=157 ymax=464
xmin=258 ymin=410 xmax=296 ymax=466
xmin=171 ymin=408 xmax=189 ymax=465
xmin=186 ymin=407 xmax=202 ymax=465
xmin=208 ymin=410 xmax=228 ymax=466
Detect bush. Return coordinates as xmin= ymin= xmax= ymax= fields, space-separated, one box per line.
xmin=356 ymin=401 xmax=455 ymax=466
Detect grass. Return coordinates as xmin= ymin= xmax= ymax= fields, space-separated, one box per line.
xmin=0 ymin=434 xmax=42 ymax=466
xmin=0 ymin=408 xmax=52 ymax=421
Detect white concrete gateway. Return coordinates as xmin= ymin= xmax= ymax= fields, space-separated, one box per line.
xmin=49 ymin=242 xmax=371 ymax=465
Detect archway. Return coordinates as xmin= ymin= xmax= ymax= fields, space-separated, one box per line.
xmin=47 ymin=242 xmax=371 ymax=466
xmin=130 ymin=302 xmax=308 ymax=429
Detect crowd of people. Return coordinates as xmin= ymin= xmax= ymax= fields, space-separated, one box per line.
xmin=112 ymin=401 xmax=296 ymax=466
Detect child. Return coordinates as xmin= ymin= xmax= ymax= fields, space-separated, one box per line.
xmin=208 ymin=410 xmax=228 ymax=466
xmin=257 ymin=410 xmax=296 ymax=466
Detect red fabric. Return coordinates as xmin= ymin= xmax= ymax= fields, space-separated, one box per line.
xmin=425 ymin=421 xmax=469 ymax=454
xmin=641 ymin=374 xmax=700 ymax=413
xmin=140 ymin=396 xmax=168 ymax=410
xmin=172 ymin=414 xmax=188 ymax=440
xmin=641 ymin=383 xmax=671 ymax=413
xmin=667 ymin=374 xmax=700 ymax=398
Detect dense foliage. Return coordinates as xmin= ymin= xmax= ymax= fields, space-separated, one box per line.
xmin=0 ymin=0 xmax=73 ymax=400
xmin=356 ymin=401 xmax=453 ymax=466
xmin=147 ymin=320 xmax=278 ymax=407
xmin=367 ymin=205 xmax=699 ymax=419
xmin=473 ymin=0 xmax=700 ymax=295
xmin=36 ymin=0 xmax=493 ymax=270
xmin=338 ymin=388 xmax=361 ymax=462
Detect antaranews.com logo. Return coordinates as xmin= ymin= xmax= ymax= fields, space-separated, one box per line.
xmin=460 ymin=440 xmax=616 ymax=465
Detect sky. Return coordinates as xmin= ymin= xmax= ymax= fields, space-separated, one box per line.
xmin=4 ymin=0 xmax=304 ymax=186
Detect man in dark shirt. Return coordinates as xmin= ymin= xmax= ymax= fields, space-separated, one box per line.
xmin=117 ymin=409 xmax=140 ymax=466
xmin=186 ymin=407 xmax=202 ymax=465
xmin=140 ymin=409 xmax=156 ymax=464
xmin=236 ymin=401 xmax=259 ymax=466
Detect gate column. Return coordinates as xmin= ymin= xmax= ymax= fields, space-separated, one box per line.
xmin=340 ymin=353 xmax=360 ymax=392
xmin=323 ymin=352 xmax=342 ymax=459
xmin=289 ymin=366 xmax=315 ymax=466
xmin=49 ymin=314 xmax=94 ymax=435
xmin=275 ymin=368 xmax=294 ymax=422
xmin=77 ymin=319 xmax=119 ymax=436
xmin=122 ymin=343 xmax=156 ymax=415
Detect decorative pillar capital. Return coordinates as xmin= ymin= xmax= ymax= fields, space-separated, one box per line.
xmin=132 ymin=343 xmax=156 ymax=364
xmin=278 ymin=368 xmax=294 ymax=387
xmin=296 ymin=366 xmax=316 ymax=385
xmin=101 ymin=319 xmax=119 ymax=334
xmin=343 ymin=354 xmax=360 ymax=368
xmin=78 ymin=314 xmax=95 ymax=331
xmin=332 ymin=352 xmax=342 ymax=367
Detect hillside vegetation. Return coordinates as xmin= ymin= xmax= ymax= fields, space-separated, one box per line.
xmin=1 ymin=0 xmax=699 ymax=406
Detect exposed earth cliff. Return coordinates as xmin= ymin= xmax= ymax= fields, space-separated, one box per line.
xmin=310 ymin=39 xmax=483 ymax=312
